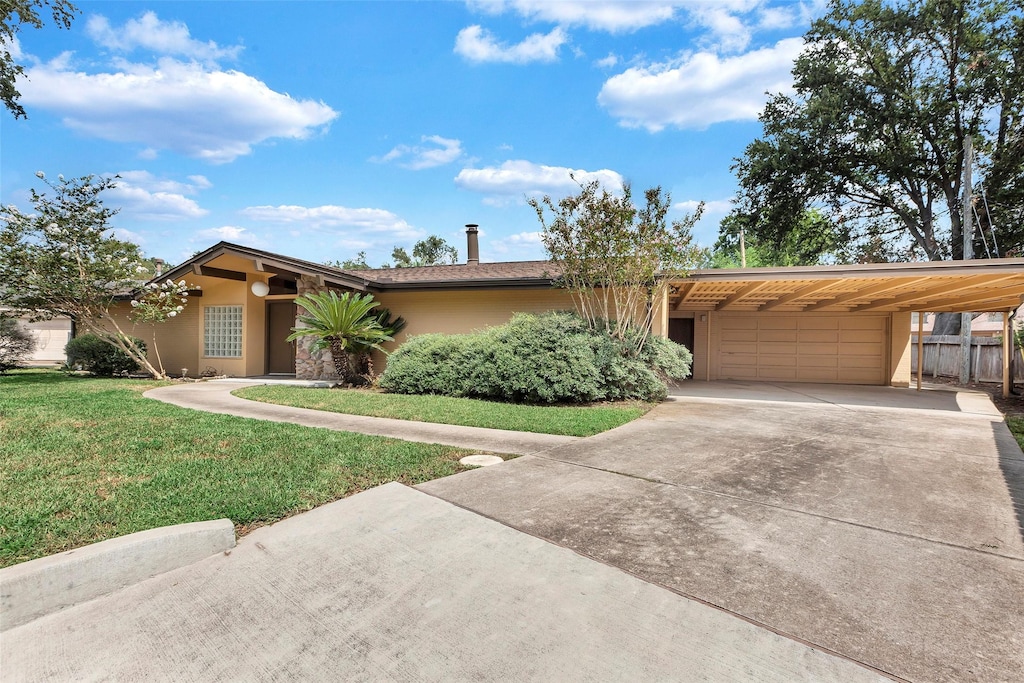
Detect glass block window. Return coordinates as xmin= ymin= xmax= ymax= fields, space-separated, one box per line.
xmin=204 ymin=306 xmax=243 ymax=357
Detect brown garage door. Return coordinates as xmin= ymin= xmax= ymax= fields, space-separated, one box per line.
xmin=716 ymin=314 xmax=888 ymax=385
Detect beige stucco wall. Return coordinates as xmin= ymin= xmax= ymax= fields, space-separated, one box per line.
xmin=374 ymin=287 xmax=579 ymax=344
xmin=102 ymin=267 xmax=269 ymax=377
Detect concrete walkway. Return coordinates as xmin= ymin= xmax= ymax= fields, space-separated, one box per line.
xmin=0 ymin=483 xmax=885 ymax=682
xmin=145 ymin=381 xmax=578 ymax=455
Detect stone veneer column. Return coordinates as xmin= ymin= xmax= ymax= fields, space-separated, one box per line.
xmin=294 ymin=276 xmax=340 ymax=381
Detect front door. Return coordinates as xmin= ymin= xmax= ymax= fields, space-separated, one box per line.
xmin=669 ymin=318 xmax=695 ymax=353
xmin=266 ymin=301 xmax=297 ymax=374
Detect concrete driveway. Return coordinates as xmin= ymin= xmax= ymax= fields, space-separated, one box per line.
xmin=419 ymin=382 xmax=1024 ymax=682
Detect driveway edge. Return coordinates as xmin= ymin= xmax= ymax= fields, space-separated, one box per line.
xmin=1 ymin=519 xmax=236 ymax=632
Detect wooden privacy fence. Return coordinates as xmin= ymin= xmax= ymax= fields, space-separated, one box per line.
xmin=911 ymin=335 xmax=1024 ymax=383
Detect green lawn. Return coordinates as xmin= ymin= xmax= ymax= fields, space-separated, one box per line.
xmin=234 ymin=385 xmax=651 ymax=437
xmin=0 ymin=370 xmax=474 ymax=568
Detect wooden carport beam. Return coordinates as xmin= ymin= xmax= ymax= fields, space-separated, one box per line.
xmin=715 ymin=281 xmax=770 ymax=310
xmin=799 ymin=277 xmax=930 ymax=312
xmin=673 ymin=282 xmax=697 ymax=310
xmin=1003 ymin=311 xmax=1012 ymax=398
xmin=758 ymin=280 xmax=836 ymax=311
xmin=918 ymin=291 xmax=1024 ymax=312
xmin=848 ymin=274 xmax=1020 ymax=312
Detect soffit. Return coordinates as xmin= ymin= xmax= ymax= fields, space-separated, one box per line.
xmin=672 ymin=260 xmax=1024 ymax=313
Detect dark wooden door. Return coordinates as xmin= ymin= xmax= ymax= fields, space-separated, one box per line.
xmin=669 ymin=318 xmax=695 ymax=353
xmin=267 ymin=301 xmax=297 ymax=374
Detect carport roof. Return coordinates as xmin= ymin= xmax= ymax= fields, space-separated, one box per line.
xmin=673 ymin=258 xmax=1024 ymax=313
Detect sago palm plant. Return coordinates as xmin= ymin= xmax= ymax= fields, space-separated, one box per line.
xmin=286 ymin=290 xmax=396 ymax=383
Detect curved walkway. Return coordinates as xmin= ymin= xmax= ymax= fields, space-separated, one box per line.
xmin=144 ymin=380 xmax=579 ymax=455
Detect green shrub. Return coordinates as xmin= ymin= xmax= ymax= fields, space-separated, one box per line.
xmin=380 ymin=311 xmax=693 ymax=403
xmin=471 ymin=312 xmax=604 ymax=403
xmin=65 ymin=334 xmax=146 ymax=376
xmin=0 ymin=317 xmax=37 ymax=374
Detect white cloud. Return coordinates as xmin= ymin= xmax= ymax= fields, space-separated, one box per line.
xmin=489 ymin=230 xmax=546 ymax=260
xmin=455 ymin=25 xmax=567 ymax=63
xmin=595 ymin=53 xmax=619 ymax=68
xmin=597 ymin=37 xmax=803 ymax=131
xmin=454 ymin=160 xmax=624 ymax=201
xmin=240 ymin=204 xmax=422 ymax=240
xmin=18 ymin=56 xmax=338 ymax=163
xmin=467 ymin=1 xmax=679 ymax=33
xmin=675 ymin=198 xmax=732 ymax=214
xmin=193 ymin=225 xmax=265 ymax=248
xmin=676 ymin=198 xmax=735 ymax=244
xmin=2 ymin=35 xmax=23 ymax=60
xmin=376 ymin=135 xmax=464 ymax=170
xmin=105 ymin=170 xmax=209 ymax=221
xmin=467 ymin=1 xmax=816 ymax=52
xmin=86 ymin=12 xmax=242 ymax=62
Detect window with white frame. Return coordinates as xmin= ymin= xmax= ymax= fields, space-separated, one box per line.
xmin=204 ymin=306 xmax=243 ymax=357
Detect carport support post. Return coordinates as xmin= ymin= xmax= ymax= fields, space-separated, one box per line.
xmin=917 ymin=312 xmax=924 ymax=391
xmin=1003 ymin=311 xmax=1011 ymax=398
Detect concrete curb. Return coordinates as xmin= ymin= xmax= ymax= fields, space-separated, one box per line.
xmin=0 ymin=519 xmax=235 ymax=632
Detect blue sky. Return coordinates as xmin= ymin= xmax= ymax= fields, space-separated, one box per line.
xmin=2 ymin=0 xmax=824 ymax=267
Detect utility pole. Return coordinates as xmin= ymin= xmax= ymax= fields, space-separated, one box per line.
xmin=959 ymin=136 xmax=973 ymax=385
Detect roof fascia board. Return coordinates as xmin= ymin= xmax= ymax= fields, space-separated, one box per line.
xmin=685 ymin=258 xmax=1024 ymax=283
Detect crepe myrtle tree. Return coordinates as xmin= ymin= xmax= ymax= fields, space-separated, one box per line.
xmin=530 ymin=177 xmax=704 ymax=354
xmin=0 ymin=171 xmax=190 ymax=379
xmin=128 ymin=278 xmax=191 ymax=378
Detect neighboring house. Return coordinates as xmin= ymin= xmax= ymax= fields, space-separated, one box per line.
xmin=1 ymin=309 xmax=72 ymax=366
xmin=106 ymin=228 xmax=1024 ymax=388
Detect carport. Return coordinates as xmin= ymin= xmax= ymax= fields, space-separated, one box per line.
xmin=667 ymin=258 xmax=1024 ymax=393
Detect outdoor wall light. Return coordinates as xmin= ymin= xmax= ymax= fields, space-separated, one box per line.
xmin=250 ymin=281 xmax=270 ymax=297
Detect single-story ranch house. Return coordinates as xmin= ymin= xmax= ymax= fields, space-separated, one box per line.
xmin=110 ymin=228 xmax=1024 ymax=390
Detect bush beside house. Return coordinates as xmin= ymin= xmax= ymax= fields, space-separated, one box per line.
xmin=380 ymin=312 xmax=692 ymax=403
xmin=65 ymin=334 xmax=147 ymax=376
xmin=0 ymin=317 xmax=37 ymax=374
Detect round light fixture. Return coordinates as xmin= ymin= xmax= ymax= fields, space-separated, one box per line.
xmin=250 ymin=281 xmax=270 ymax=297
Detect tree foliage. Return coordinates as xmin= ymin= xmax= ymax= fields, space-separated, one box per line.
xmin=287 ymin=290 xmax=399 ymax=384
xmin=730 ymin=0 xmax=1024 ymax=262
xmin=326 ymin=251 xmax=371 ymax=270
xmin=391 ymin=235 xmax=458 ymax=268
xmin=706 ymin=210 xmax=847 ymax=267
xmin=0 ymin=172 xmax=184 ymax=378
xmin=1 ymin=0 xmax=77 ymax=119
xmin=529 ymin=179 xmax=703 ymax=353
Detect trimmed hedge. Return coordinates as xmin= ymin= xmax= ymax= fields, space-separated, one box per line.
xmin=65 ymin=334 xmax=146 ymax=376
xmin=380 ymin=312 xmax=692 ymax=403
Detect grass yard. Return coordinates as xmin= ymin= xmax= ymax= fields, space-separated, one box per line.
xmin=234 ymin=385 xmax=652 ymax=437
xmin=0 ymin=370 xmax=474 ymax=568
xmin=1008 ymin=416 xmax=1024 ymax=450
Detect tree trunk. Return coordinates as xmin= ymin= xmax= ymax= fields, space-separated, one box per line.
xmin=328 ymin=338 xmax=353 ymax=383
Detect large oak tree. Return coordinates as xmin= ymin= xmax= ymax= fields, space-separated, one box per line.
xmin=729 ymin=0 xmax=1024 ymax=264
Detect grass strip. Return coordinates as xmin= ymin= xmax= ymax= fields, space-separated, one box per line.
xmin=235 ymin=385 xmax=651 ymax=437
xmin=1007 ymin=415 xmax=1024 ymax=451
xmin=0 ymin=370 xmax=473 ymax=568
